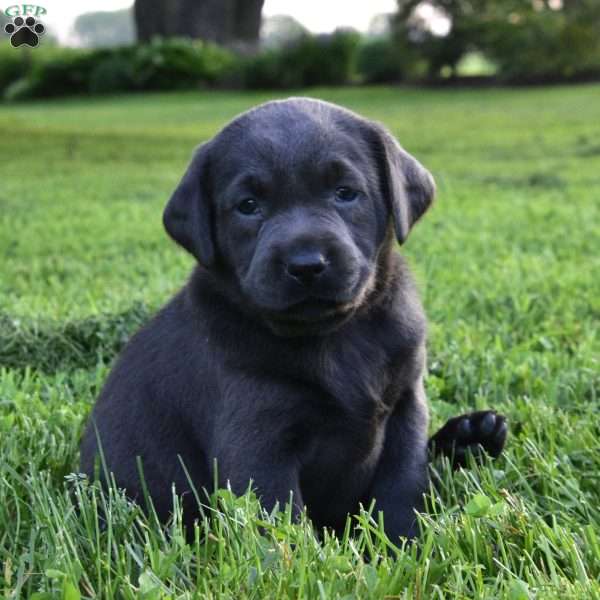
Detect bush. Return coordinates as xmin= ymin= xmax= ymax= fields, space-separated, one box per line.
xmin=481 ymin=11 xmax=600 ymax=82
xmin=6 ymin=48 xmax=103 ymax=100
xmin=3 ymin=77 xmax=36 ymax=101
xmin=240 ymin=49 xmax=295 ymax=89
xmin=1 ymin=31 xmax=362 ymax=99
xmin=2 ymin=38 xmax=236 ymax=101
xmin=0 ymin=47 xmax=28 ymax=95
xmin=356 ymin=37 xmax=405 ymax=83
xmin=132 ymin=37 xmax=235 ymax=90
xmin=89 ymin=54 xmax=136 ymax=94
xmin=312 ymin=29 xmax=361 ymax=85
xmin=242 ymin=29 xmax=361 ymax=89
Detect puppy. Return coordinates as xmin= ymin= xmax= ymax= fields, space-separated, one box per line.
xmin=80 ymin=98 xmax=507 ymax=540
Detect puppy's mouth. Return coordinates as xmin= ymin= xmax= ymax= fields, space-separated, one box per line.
xmin=276 ymin=297 xmax=350 ymax=322
xmin=260 ymin=295 xmax=360 ymax=337
xmin=245 ymin=267 xmax=376 ymax=336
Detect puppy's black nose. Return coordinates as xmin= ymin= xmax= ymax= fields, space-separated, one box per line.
xmin=286 ymin=251 xmax=327 ymax=285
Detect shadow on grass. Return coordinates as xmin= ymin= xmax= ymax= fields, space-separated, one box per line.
xmin=0 ymin=302 xmax=150 ymax=373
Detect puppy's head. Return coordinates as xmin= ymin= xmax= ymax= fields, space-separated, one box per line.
xmin=164 ymin=98 xmax=435 ymax=336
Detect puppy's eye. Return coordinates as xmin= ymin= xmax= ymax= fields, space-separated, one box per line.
xmin=237 ymin=198 xmax=260 ymax=215
xmin=335 ymin=187 xmax=359 ymax=203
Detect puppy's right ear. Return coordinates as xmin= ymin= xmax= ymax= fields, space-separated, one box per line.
xmin=163 ymin=142 xmax=215 ymax=267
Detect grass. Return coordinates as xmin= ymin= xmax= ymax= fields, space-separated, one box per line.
xmin=1 ymin=84 xmax=599 ymax=598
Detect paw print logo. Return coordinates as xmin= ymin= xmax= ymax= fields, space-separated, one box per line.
xmin=5 ymin=16 xmax=45 ymax=48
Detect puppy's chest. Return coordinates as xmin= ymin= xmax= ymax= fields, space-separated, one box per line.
xmin=297 ymin=323 xmax=406 ymax=458
xmin=290 ymin=361 xmax=388 ymax=482
xmin=315 ymin=318 xmax=408 ymax=417
xmin=318 ymin=344 xmax=389 ymax=420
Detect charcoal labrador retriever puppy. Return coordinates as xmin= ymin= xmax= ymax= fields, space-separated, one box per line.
xmin=80 ymin=98 xmax=507 ymax=541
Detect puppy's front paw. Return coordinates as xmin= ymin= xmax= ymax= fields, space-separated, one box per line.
xmin=429 ymin=410 xmax=507 ymax=468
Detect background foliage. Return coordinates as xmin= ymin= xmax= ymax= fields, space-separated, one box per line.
xmin=2 ymin=1 xmax=600 ymax=100
xmin=391 ymin=0 xmax=600 ymax=81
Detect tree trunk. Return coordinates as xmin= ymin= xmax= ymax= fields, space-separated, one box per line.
xmin=233 ymin=0 xmax=264 ymax=44
xmin=134 ymin=0 xmax=168 ymax=42
xmin=133 ymin=0 xmax=264 ymax=48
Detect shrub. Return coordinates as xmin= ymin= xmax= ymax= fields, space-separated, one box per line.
xmin=89 ymin=54 xmax=136 ymax=94
xmin=6 ymin=48 xmax=102 ymax=100
xmin=311 ymin=29 xmax=361 ymax=85
xmin=3 ymin=76 xmax=36 ymax=101
xmin=196 ymin=40 xmax=239 ymax=84
xmin=356 ymin=37 xmax=405 ymax=83
xmin=2 ymin=38 xmax=236 ymax=101
xmin=132 ymin=37 xmax=235 ymax=90
xmin=240 ymin=49 xmax=296 ymax=89
xmin=481 ymin=11 xmax=600 ymax=82
xmin=0 ymin=46 xmax=28 ymax=95
xmin=242 ymin=29 xmax=361 ymax=89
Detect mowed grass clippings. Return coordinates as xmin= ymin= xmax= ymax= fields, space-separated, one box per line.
xmin=0 ymin=85 xmax=599 ymax=598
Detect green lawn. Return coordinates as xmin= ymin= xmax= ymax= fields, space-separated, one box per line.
xmin=1 ymin=84 xmax=599 ymax=599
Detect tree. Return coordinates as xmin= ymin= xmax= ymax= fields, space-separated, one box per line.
xmin=73 ymin=9 xmax=135 ymax=47
xmin=366 ymin=13 xmax=394 ymax=38
xmin=392 ymin=0 xmax=600 ymax=80
xmin=260 ymin=15 xmax=308 ymax=49
xmin=133 ymin=0 xmax=264 ymax=50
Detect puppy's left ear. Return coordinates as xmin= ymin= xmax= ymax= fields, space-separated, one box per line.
xmin=163 ymin=142 xmax=215 ymax=266
xmin=370 ymin=124 xmax=436 ymax=244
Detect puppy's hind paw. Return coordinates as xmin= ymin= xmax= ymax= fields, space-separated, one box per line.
xmin=428 ymin=410 xmax=508 ymax=469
